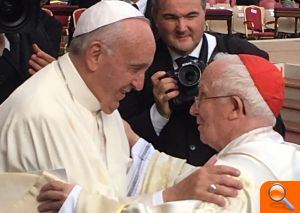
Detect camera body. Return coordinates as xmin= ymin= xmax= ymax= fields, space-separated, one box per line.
xmin=169 ymin=60 xmax=206 ymax=107
xmin=0 ymin=0 xmax=40 ymax=33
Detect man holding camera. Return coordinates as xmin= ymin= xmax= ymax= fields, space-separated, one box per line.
xmin=119 ymin=0 xmax=285 ymax=166
xmin=0 ymin=0 xmax=61 ymax=104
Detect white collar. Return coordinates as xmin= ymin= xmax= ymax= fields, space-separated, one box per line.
xmin=4 ymin=35 xmax=9 ymax=50
xmin=1 ymin=34 xmax=10 ymax=51
xmin=168 ymin=33 xmax=216 ymax=69
xmin=218 ymin=126 xmax=283 ymax=157
xmin=217 ymin=126 xmax=300 ymax=180
xmin=57 ymin=53 xmax=101 ymax=113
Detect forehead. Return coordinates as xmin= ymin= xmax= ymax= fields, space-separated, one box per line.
xmin=200 ymin=60 xmax=227 ymax=90
xmin=117 ymin=19 xmax=154 ymax=49
xmin=117 ymin=21 xmax=155 ymax=65
xmin=157 ymin=0 xmax=203 ymax=12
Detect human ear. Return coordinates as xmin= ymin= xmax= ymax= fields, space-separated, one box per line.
xmin=228 ymin=96 xmax=245 ymax=120
xmin=85 ymin=41 xmax=102 ymax=72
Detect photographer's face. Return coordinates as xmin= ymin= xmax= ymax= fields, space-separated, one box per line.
xmin=153 ymin=0 xmax=205 ymax=55
xmin=94 ymin=20 xmax=155 ymax=114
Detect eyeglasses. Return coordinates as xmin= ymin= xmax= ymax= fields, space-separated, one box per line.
xmin=194 ymin=95 xmax=236 ymax=110
xmin=194 ymin=95 xmax=246 ymax=114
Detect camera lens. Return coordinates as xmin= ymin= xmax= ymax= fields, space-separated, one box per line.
xmin=178 ymin=64 xmax=201 ymax=87
xmin=0 ymin=0 xmax=26 ymax=29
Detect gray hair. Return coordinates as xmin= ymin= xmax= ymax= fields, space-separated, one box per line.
xmin=211 ymin=53 xmax=276 ymax=126
xmin=69 ymin=21 xmax=125 ymax=56
xmin=151 ymin=0 xmax=206 ymax=12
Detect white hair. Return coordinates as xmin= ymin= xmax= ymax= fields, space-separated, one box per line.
xmin=69 ymin=17 xmax=149 ymax=56
xmin=69 ymin=21 xmax=125 ymax=56
xmin=211 ymin=53 xmax=276 ymax=126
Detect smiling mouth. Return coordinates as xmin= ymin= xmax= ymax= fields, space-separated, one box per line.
xmin=176 ymin=35 xmax=189 ymax=39
xmin=197 ymin=120 xmax=203 ymax=126
xmin=119 ymin=89 xmax=131 ymax=100
xmin=120 ymin=92 xmax=126 ymax=99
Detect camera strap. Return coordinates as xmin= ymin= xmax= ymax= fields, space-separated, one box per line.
xmin=197 ymin=34 xmax=208 ymax=68
xmin=175 ymin=55 xmax=198 ymax=67
xmin=174 ymin=34 xmax=208 ymax=69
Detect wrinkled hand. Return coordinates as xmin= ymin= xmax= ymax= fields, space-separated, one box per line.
xmin=37 ymin=180 xmax=75 ymax=212
xmin=28 ymin=43 xmax=56 ymax=75
xmin=123 ymin=119 xmax=140 ymax=148
xmin=163 ymin=156 xmax=242 ymax=207
xmin=151 ymin=71 xmax=179 ymax=118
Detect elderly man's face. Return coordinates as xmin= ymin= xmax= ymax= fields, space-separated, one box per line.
xmin=189 ymin=62 xmax=232 ymax=151
xmin=95 ymin=20 xmax=155 ymax=114
xmin=153 ymin=0 xmax=206 ymax=55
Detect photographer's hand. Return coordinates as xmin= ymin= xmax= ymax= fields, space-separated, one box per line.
xmin=28 ymin=44 xmax=56 ymax=75
xmin=151 ymin=71 xmax=179 ymax=118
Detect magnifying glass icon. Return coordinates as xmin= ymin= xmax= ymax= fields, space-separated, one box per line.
xmin=268 ymin=183 xmax=295 ymax=211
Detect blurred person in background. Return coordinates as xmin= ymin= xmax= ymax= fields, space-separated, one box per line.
xmin=0 ymin=0 xmax=61 ymax=103
xmin=119 ymin=0 xmax=285 ymax=167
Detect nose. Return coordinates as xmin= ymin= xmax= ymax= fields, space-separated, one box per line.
xmin=176 ymin=18 xmax=187 ymax=32
xmin=132 ymin=72 xmax=145 ymax=91
xmin=189 ymin=102 xmax=198 ymax=116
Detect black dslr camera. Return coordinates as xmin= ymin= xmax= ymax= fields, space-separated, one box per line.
xmin=169 ymin=60 xmax=206 ymax=107
xmin=0 ymin=0 xmax=40 ymax=33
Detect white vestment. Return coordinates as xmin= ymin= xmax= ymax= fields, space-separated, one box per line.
xmin=119 ymin=127 xmax=300 ymax=213
xmin=1 ymin=53 xmax=295 ymax=212
xmin=0 ymin=53 xmax=195 ymax=212
xmin=215 ymin=126 xmax=300 ymax=212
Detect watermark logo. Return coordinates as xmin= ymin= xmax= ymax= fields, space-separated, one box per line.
xmin=261 ymin=181 xmax=300 ymax=212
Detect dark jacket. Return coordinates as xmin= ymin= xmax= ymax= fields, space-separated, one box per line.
xmin=0 ymin=10 xmax=61 ymax=104
xmin=119 ymin=34 xmax=285 ymax=166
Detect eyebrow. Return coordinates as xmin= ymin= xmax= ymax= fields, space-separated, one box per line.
xmin=162 ymin=11 xmax=200 ymax=19
xmin=185 ymin=11 xmax=200 ymax=17
xmin=162 ymin=13 xmax=178 ymax=19
xmin=129 ymin=63 xmax=150 ymax=70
